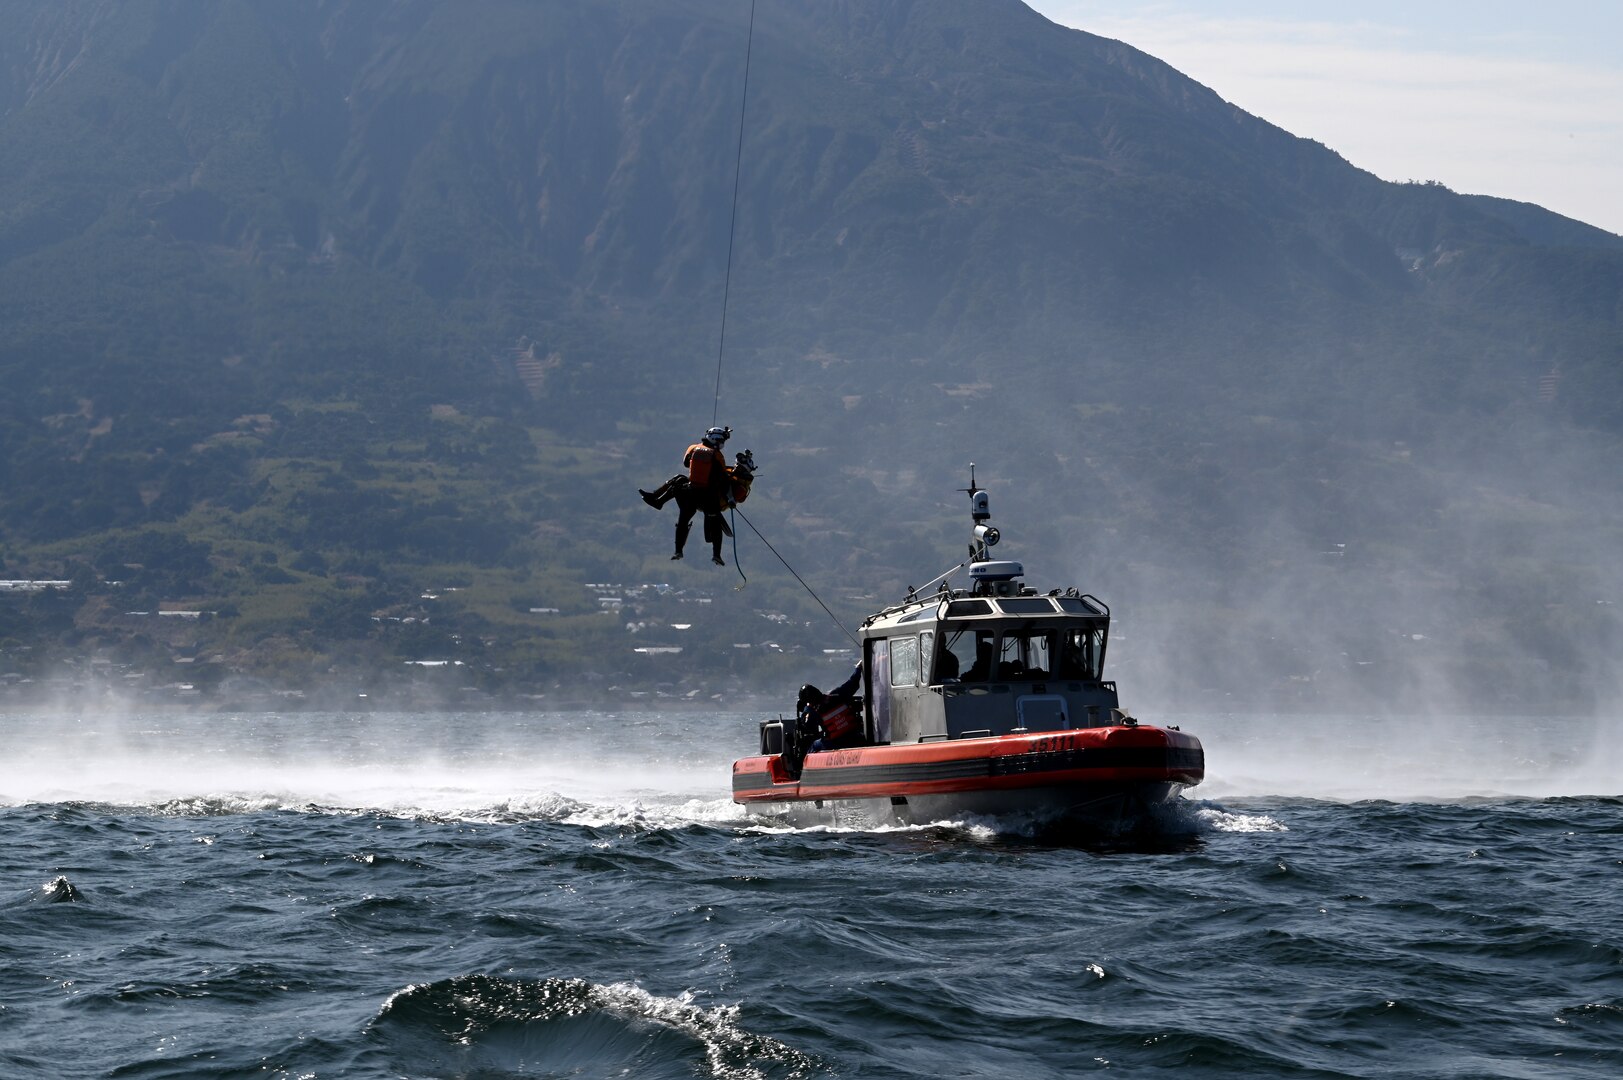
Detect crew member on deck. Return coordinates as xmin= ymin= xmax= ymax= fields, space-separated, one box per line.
xmin=801 ymin=660 xmax=864 ymax=755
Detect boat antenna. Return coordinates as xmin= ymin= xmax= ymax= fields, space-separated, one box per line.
xmin=712 ymin=0 xmax=757 ymax=426
xmin=731 ymin=506 xmax=860 ymax=646
xmin=904 ymin=466 xmax=986 ymax=599
xmin=958 ymin=461 xmax=981 ymax=499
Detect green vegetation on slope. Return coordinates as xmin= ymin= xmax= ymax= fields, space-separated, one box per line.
xmin=0 ymin=0 xmax=1619 ymax=709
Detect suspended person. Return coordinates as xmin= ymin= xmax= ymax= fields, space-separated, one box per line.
xmin=640 ymin=425 xmax=731 ymax=558
xmin=704 ymin=447 xmax=756 ymax=564
xmin=639 ymin=427 xmax=753 ymax=564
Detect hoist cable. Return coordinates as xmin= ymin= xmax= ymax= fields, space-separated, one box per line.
xmin=732 ymin=507 xmax=860 ymax=647
xmin=729 ymin=508 xmax=746 ymax=585
xmin=712 ymin=0 xmax=757 ymax=425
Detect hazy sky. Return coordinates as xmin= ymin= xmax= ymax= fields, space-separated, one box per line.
xmin=1029 ymin=1 xmax=1623 ymax=236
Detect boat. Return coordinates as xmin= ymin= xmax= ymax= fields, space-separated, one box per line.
xmin=731 ymin=476 xmax=1204 ymax=828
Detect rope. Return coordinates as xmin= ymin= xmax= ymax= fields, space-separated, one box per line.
xmin=732 ymin=507 xmax=860 ymax=647
xmin=712 ymin=0 xmax=757 ymax=425
xmin=729 ymin=507 xmax=746 ymax=585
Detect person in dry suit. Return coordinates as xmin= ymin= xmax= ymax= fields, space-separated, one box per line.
xmin=639 ymin=427 xmax=754 ymax=564
xmin=782 ymin=662 xmax=864 ymax=775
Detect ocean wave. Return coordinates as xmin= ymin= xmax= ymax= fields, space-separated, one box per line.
xmin=369 ymin=974 xmax=818 ymax=1079
xmin=1191 ymin=804 xmax=1290 ymax=834
xmin=3 ymin=790 xmax=756 ymax=830
xmin=559 ymin=796 xmax=751 ymax=831
xmin=1555 ymin=1002 xmax=1623 ymax=1030
xmin=32 ymin=875 xmax=83 ymax=904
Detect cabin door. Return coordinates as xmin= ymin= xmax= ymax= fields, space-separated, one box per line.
xmin=867 ymin=639 xmax=891 ymax=743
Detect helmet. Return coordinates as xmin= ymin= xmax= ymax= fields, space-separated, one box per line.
xmin=703 ymin=425 xmax=730 ymax=447
xmin=733 ymin=448 xmax=756 ymax=475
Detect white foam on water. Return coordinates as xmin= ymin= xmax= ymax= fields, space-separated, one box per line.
xmin=738 ymin=816 xmax=999 ymax=840
xmin=5 ymin=708 xmax=1616 ymax=824
xmin=584 ymin=981 xmax=816 ymax=1080
xmin=373 ymin=974 xmax=815 ymax=1080
xmin=1192 ymin=804 xmax=1289 ymax=833
xmin=0 ymin=709 xmax=755 ymax=824
xmin=559 ymin=796 xmax=751 ymax=830
xmin=1181 ymin=711 xmax=1623 ymax=802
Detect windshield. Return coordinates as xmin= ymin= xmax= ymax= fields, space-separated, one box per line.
xmin=936 ymin=622 xmax=1105 ymax=682
xmin=1056 ymin=626 xmax=1104 ymax=680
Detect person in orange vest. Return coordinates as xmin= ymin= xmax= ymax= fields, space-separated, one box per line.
xmin=806 ymin=663 xmax=863 ymax=747
xmin=639 ymin=427 xmax=752 ymax=563
xmin=700 ymin=446 xmax=756 ymax=564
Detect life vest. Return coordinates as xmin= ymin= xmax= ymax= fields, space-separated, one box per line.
xmin=817 ymin=701 xmax=857 ymax=740
xmin=685 ymin=443 xmax=723 ymax=487
xmin=727 ymin=467 xmax=752 ymax=506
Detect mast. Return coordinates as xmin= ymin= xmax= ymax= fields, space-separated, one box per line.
xmin=961 ymin=466 xmax=1025 ymax=596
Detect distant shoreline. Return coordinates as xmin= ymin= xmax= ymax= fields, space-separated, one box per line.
xmin=0 ymin=684 xmax=1604 ymax=720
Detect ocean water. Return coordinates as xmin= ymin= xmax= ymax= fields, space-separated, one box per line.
xmin=1 ymin=708 xmax=1619 ymax=1079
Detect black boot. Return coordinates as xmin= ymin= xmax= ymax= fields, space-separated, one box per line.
xmin=641 ymin=476 xmax=681 ymax=509
xmin=703 ymin=513 xmax=726 ymax=566
xmin=673 ymin=521 xmax=690 ymax=560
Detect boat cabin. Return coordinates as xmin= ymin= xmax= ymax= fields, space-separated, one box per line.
xmin=761 ymin=481 xmax=1124 ymax=756
xmin=856 ymin=580 xmax=1119 ymax=745
xmin=742 ymin=479 xmax=1199 ymax=824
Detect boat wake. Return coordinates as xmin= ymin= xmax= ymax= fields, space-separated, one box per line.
xmin=1187 ymin=802 xmax=1290 ymax=834
xmin=2 ymin=773 xmax=1285 ymax=846
xmin=729 ymin=795 xmax=1283 ymax=846
xmin=3 ymin=786 xmax=757 ymax=831
xmin=0 ymin=719 xmax=752 ymax=826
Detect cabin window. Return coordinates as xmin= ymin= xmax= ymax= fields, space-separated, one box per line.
xmin=997 ymin=629 xmax=1053 ymax=680
xmin=890 ymin=636 xmax=920 ymax=686
xmin=1056 ymin=626 xmax=1104 ymax=681
xmin=919 ymin=631 xmax=935 ymax=684
xmin=997 ymin=597 xmax=1056 ymax=614
xmin=946 ymin=599 xmax=993 ymax=617
xmin=941 ymin=627 xmax=996 ymax=681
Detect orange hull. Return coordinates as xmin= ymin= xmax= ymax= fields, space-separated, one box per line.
xmin=732 ymin=725 xmax=1202 ymax=808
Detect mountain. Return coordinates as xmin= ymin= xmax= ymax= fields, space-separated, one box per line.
xmin=1 ymin=0 xmax=1620 ymax=711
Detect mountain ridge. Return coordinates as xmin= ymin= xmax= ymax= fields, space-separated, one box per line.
xmin=0 ymin=0 xmax=1619 ymax=711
